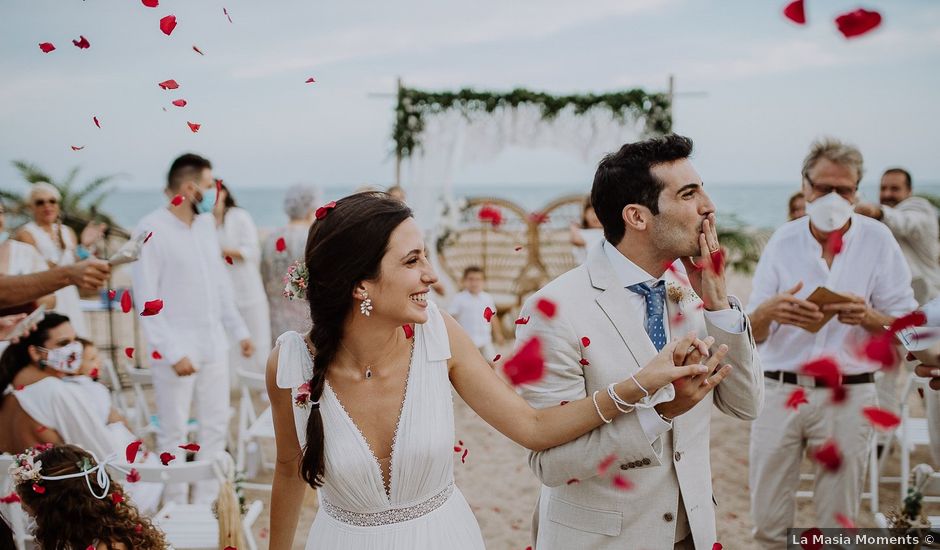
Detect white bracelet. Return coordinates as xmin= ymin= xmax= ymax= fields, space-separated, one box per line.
xmin=607 ymin=383 xmax=635 ymax=414
xmin=631 ymin=374 xmax=650 ymax=399
xmin=592 ymin=391 xmax=613 ymax=424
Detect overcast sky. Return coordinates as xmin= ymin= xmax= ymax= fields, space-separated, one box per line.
xmin=1 ymin=0 xmax=938 ymax=193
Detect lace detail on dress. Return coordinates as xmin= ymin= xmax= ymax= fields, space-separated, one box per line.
xmin=321 ymin=483 xmax=454 ymax=527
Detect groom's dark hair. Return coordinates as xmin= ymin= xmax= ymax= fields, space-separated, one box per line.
xmin=591 ymin=134 xmax=694 ymax=245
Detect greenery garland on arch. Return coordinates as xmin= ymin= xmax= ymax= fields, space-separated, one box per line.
xmin=393 ymin=86 xmax=672 ymax=159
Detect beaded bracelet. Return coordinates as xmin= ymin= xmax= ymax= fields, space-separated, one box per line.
xmin=591 ymin=390 xmax=613 ymax=424
xmin=606 ymin=383 xmax=636 ymax=414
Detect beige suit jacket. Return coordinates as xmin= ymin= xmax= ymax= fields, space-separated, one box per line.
xmin=517 ymin=244 xmax=763 ymax=550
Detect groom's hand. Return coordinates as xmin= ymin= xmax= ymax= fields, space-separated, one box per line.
xmin=655 ymin=343 xmax=732 ymax=420
xmin=680 ymin=213 xmax=730 ymax=312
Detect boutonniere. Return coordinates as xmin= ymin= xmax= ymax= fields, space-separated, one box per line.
xmin=666 ymin=282 xmax=700 ymax=313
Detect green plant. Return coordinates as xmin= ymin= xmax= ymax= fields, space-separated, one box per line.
xmin=2 ymin=160 xmax=125 ymax=236
xmin=393 ymin=87 xmax=671 ymax=159
xmin=717 ymin=215 xmax=768 ymax=274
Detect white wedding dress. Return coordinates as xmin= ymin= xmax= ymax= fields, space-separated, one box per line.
xmin=276 ymin=301 xmax=486 ymax=549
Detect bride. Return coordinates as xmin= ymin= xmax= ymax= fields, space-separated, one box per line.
xmin=266 ymin=192 xmax=729 ymax=549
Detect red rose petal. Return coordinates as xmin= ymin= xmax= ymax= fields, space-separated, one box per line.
xmin=192 ymin=45 xmax=204 ymax=55
xmin=835 ymin=8 xmax=882 ymax=39
xmin=566 ymin=478 xmax=579 ymax=485
xmin=535 ymin=298 xmax=557 ymax=319
xmin=89 ymin=368 xmax=99 ymax=380
xmin=39 ymin=42 xmax=55 ymax=53
xmin=144 ymin=231 xmax=154 ymax=243
xmin=158 ymin=79 xmax=179 ymax=90
xmin=171 ymin=99 xmax=187 ymax=107
xmin=453 ymin=445 xmax=462 ymax=452
xmin=502 ymin=337 xmax=545 ymax=385
xmin=141 ymin=299 xmax=164 ymax=316
xmin=889 ymin=311 xmax=927 ymax=334
xmin=108 ymin=289 xmax=117 ymax=300
xmin=305 ymin=77 xmax=316 ymax=83
xmin=93 ymin=116 xmax=100 ymax=128
xmin=315 ymin=201 xmax=337 ymax=220
xmin=800 ymin=528 xmax=824 ymax=550
xmin=528 ymin=211 xmax=549 ymax=225
xmin=483 ymin=307 xmax=494 ymax=322
xmin=170 ymin=194 xmax=184 ymax=206
xmin=477 ymin=204 xmax=503 ymax=228
xmin=559 ymin=400 xmax=569 ymax=406
xmin=461 ymin=448 xmax=468 ymax=463
xmin=223 ymin=7 xmax=233 ymax=23
xmin=134 ymin=524 xmax=142 ymax=533
xmin=514 ymin=316 xmax=530 ymax=325
xmin=581 ymin=336 xmax=591 ymax=347
xmin=120 ymin=290 xmax=133 ymax=313
xmin=597 ymin=453 xmax=617 ymax=475
xmin=111 ymin=492 xmax=124 ymax=504
xmin=179 ymin=443 xmax=201 ymax=452
xmin=825 ymin=231 xmax=843 ymax=256
xmin=124 ymin=347 xmax=134 ymax=359
xmin=514 ymin=246 xmax=523 ymax=252
xmin=402 ymin=324 xmax=414 ymax=339
xmin=215 ymin=178 xmax=222 ymax=206
xmin=800 ymin=356 xmax=842 ymax=389
xmin=709 ymin=248 xmax=725 ymax=275
xmin=579 ymin=358 xmax=590 ymax=366
xmin=783 ymin=0 xmax=806 ymax=25
xmin=862 ymin=406 xmax=901 ymax=431
xmin=612 ymin=474 xmax=632 ymax=490
xmin=0 ymin=492 xmax=21 ymax=504
xmin=71 ymin=145 xmax=85 ymax=151
xmin=126 ymin=440 xmax=143 ymax=463
xmin=32 ymin=483 xmax=45 ymax=494
xmin=187 ymin=121 xmax=201 ymax=133
xmin=72 ymin=35 xmax=90 ymax=49
xmin=275 ymin=237 xmax=286 ymax=253
xmin=159 ymin=452 xmax=176 ymax=465
xmin=811 ymin=440 xmax=842 ymax=472
xmin=492 ymin=354 xmax=501 ymax=362
xmin=713 ymin=544 xmax=723 ymax=550
xmin=141 ymin=0 xmax=158 ymax=6
xmin=785 ymin=387 xmax=808 ymax=410
xmin=224 ymin=255 xmax=233 ymax=265
xmin=835 ymin=513 xmax=855 ymax=529
xmin=862 ymin=334 xmax=897 ymax=368
xmin=151 ymin=350 xmax=162 ymax=360
xmin=159 ymin=15 xmax=177 ymax=36
xmin=126 ymin=469 xmax=140 ymax=483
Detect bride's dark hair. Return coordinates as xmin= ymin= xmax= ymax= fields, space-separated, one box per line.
xmin=300 ymin=192 xmax=412 ymax=488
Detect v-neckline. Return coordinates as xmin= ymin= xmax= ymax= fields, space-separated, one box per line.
xmin=324 ymin=332 xmax=417 ymax=502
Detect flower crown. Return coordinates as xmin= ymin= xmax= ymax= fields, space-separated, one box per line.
xmin=9 ymin=444 xmax=52 ymax=485
xmin=9 ymin=445 xmax=131 ymax=499
xmin=283 ymin=260 xmax=308 ymax=301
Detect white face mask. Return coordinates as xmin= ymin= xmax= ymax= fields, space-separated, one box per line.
xmin=806 ymin=192 xmax=854 ymax=232
xmin=40 ymin=341 xmax=84 ymax=374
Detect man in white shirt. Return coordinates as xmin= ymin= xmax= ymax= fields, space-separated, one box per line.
xmin=517 ymin=134 xmax=762 ymax=550
xmin=132 ymin=153 xmax=254 ymax=503
xmin=747 ymin=139 xmax=918 ymax=548
xmin=448 ymin=266 xmax=502 ymax=361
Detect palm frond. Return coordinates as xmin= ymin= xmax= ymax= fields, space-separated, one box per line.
xmin=71 ymin=175 xmax=118 ymax=204
xmin=11 ymin=160 xmax=53 ymax=185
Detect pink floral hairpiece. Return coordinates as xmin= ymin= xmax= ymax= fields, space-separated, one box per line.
xmin=315 ymin=201 xmax=337 ymax=220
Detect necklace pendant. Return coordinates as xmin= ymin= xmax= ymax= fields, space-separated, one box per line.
xmin=365 ymin=367 xmax=373 ymax=380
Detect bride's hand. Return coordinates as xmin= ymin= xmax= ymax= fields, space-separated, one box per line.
xmin=632 ymin=333 xmax=716 ymax=393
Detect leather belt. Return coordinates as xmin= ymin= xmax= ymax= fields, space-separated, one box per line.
xmin=764 ymin=370 xmax=874 ymax=387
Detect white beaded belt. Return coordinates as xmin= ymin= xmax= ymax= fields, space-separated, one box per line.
xmin=322 ymin=483 xmax=455 ymax=527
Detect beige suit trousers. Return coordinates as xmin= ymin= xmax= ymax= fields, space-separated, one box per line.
xmin=749 ymin=378 xmax=876 ymax=549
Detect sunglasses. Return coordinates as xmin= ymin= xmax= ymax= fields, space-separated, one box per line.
xmin=33 ymin=198 xmax=59 ymax=207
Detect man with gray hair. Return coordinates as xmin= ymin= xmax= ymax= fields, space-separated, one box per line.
xmin=260 ymin=183 xmax=319 ymax=341
xmin=746 ymin=138 xmax=918 ymax=547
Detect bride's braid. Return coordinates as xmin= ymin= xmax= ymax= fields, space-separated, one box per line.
xmin=299 ymin=192 xmax=412 ymax=488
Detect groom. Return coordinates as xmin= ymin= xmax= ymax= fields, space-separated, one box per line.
xmin=516 ymin=134 xmax=763 ymax=549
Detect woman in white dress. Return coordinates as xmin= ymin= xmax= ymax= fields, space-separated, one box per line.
xmin=266 ymin=192 xmax=725 ymax=549
xmin=214 ymin=182 xmax=272 ymax=377
xmin=569 ymin=195 xmax=606 ymax=264
xmin=13 ymin=183 xmax=106 ymax=338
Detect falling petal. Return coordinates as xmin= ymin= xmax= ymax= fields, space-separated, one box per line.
xmin=315 ymin=201 xmax=337 ymax=220
xmin=159 ymin=15 xmax=177 ymax=36
xmin=566 ymin=478 xmax=579 ymax=485
xmin=581 ymin=336 xmax=591 ymax=348
xmin=597 ymin=453 xmax=617 ymax=475
xmin=170 ymin=195 xmax=184 ymax=206
xmin=120 ymin=290 xmax=133 ymax=313
xmin=453 ymin=445 xmax=461 ymax=452
xmin=187 ymin=121 xmax=200 ymax=133
xmin=214 ymin=178 xmax=223 ymax=206
xmin=712 ymin=544 xmax=724 ymax=550
xmin=483 ymin=307 xmax=494 ymax=322
xmin=461 ymin=449 xmax=468 ymax=463
xmin=305 ymin=77 xmax=316 ymax=83
xmin=126 ymin=440 xmax=143 ymax=463
xmin=141 ymin=0 xmax=158 ymax=6
xmin=402 ymin=324 xmax=414 ymax=339
xmin=223 ymin=7 xmax=233 ymax=23
xmin=535 ymin=298 xmax=557 ymax=319
xmin=477 ymin=203 xmax=503 ymax=228
xmin=158 ymin=79 xmax=179 ymax=90
xmin=39 ymin=42 xmax=55 ymax=53
xmin=862 ymin=406 xmax=901 ymax=431
xmin=492 ymin=354 xmax=501 ymax=362
xmin=224 ymin=256 xmax=233 ymax=265
xmin=32 ymin=483 xmax=45 ymax=494
xmin=0 ymin=492 xmax=21 ymax=504
xmin=862 ymin=334 xmax=897 ymax=368
xmin=835 ymin=8 xmax=882 ymax=39
xmin=192 ymin=44 xmax=204 ymax=55
xmin=514 ymin=246 xmax=523 ymax=252
xmin=124 ymin=347 xmax=134 ymax=359
xmin=72 ymin=35 xmax=90 ymax=49
xmin=275 ymin=237 xmax=287 ymax=253
xmin=71 ymin=145 xmax=85 ymax=151
xmin=159 ymin=452 xmax=176 ymax=465
xmin=800 ymin=356 xmax=842 ymax=388
xmin=579 ymin=358 xmax=590 ymax=366
xmin=179 ymin=443 xmax=200 ymax=452
xmin=126 ymin=469 xmax=140 ymax=483
xmin=140 ymin=299 xmax=164 ymax=316
xmin=93 ymin=116 xmax=100 ymax=128
xmin=514 ymin=316 xmax=530 ymax=325
xmin=783 ymin=0 xmax=806 ymax=25
xmin=151 ymin=350 xmax=162 ymax=360
xmin=171 ymin=99 xmax=187 ymax=107
xmin=799 ymin=528 xmax=824 ymax=550
xmin=108 ymin=289 xmax=117 ymax=300
xmin=502 ymin=337 xmax=545 ymax=385
xmin=111 ymin=492 xmax=124 ymax=504
xmin=835 ymin=513 xmax=855 ymax=529
xmin=811 ymin=440 xmax=842 ymax=472
xmin=825 ymin=231 xmax=843 ymax=256
xmin=785 ymin=387 xmax=808 ymax=410
xmin=144 ymin=231 xmax=154 ymax=243
xmin=612 ymin=474 xmax=632 ymax=490
xmin=889 ymin=311 xmax=927 ymax=334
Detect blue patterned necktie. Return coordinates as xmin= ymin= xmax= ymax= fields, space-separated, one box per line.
xmin=627 ymin=281 xmax=667 ymax=352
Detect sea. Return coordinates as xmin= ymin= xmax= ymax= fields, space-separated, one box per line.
xmin=63 ymin=182 xmax=940 ymax=233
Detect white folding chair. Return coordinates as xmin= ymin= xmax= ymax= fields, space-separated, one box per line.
xmin=235 ymin=369 xmax=275 ymax=491
xmin=875 ymin=463 xmax=940 ymax=529
xmin=109 ymin=452 xmax=263 ymax=550
xmin=796 ymin=435 xmax=881 ymax=513
xmin=0 ymin=454 xmax=34 ymax=550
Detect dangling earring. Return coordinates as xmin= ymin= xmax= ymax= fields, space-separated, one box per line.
xmin=359 ymin=291 xmax=373 ymax=317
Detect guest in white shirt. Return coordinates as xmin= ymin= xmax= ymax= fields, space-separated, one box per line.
xmin=856 ymin=167 xmax=940 ymax=462
xmin=131 ymin=153 xmax=254 ymax=503
xmin=447 ymin=266 xmax=503 ymax=362
xmin=747 ymin=138 xmax=918 ymax=548
xmin=214 ymin=181 xmax=271 ymax=381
